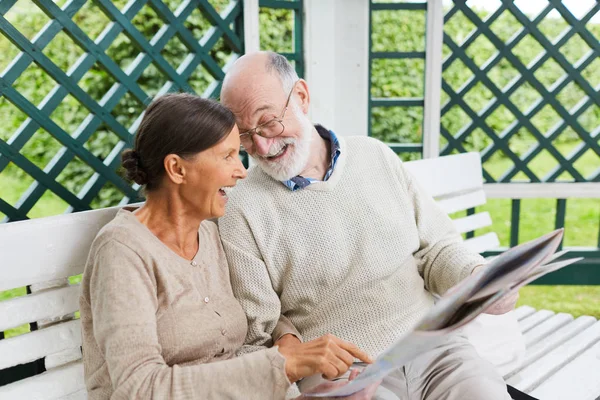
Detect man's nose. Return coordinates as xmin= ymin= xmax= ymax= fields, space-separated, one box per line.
xmin=252 ymin=135 xmax=273 ymax=157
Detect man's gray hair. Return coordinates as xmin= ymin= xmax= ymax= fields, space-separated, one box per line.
xmin=266 ymin=52 xmax=299 ymax=93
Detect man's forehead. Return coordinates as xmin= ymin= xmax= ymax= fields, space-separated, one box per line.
xmin=226 ymin=81 xmax=282 ymax=117
xmin=229 ymin=74 xmax=279 ymax=97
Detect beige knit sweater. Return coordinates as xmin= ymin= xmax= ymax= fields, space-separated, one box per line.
xmin=80 ymin=208 xmax=293 ymax=399
xmin=219 ymin=136 xmax=485 ymax=358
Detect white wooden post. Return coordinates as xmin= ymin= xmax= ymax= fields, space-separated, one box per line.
xmin=242 ymin=0 xmax=259 ymax=167
xmin=423 ymin=0 xmax=444 ymax=158
xmin=304 ymin=0 xmax=370 ymax=136
xmin=243 ymin=0 xmax=260 ymax=54
xmin=303 ymin=0 xmax=336 ymax=129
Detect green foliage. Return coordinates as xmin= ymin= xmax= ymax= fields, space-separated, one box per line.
xmin=259 ymin=7 xmax=294 ymax=53
xmin=370 ymin=6 xmax=600 ymax=180
xmin=0 ymin=2 xmax=598 ymax=217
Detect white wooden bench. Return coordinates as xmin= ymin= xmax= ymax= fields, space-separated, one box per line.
xmin=0 ymin=152 xmax=598 ymax=399
xmin=404 ymin=153 xmax=600 ymax=400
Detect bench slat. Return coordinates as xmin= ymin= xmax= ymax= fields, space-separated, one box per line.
xmin=0 ymin=361 xmax=85 ymax=400
xmin=514 ymin=305 xmax=536 ymax=321
xmin=504 ymin=316 xmax=596 ymax=379
xmin=530 ymin=339 xmax=600 ymax=400
xmin=518 ymin=309 xmax=555 ymax=334
xmin=45 ymin=347 xmax=83 ymax=370
xmin=437 ymin=189 xmax=487 ymax=214
xmin=522 ymin=313 xmax=573 ymax=348
xmin=402 ymin=152 xmax=483 ymax=198
xmin=0 ymin=284 xmax=80 ymax=331
xmin=0 ymin=206 xmax=121 ymax=292
xmin=506 ymin=320 xmax=600 ymax=392
xmin=452 ymin=212 xmax=492 ymax=234
xmin=61 ymin=389 xmax=88 ymax=400
xmin=0 ymin=319 xmax=81 ymax=370
xmin=463 ymin=232 xmax=500 ymax=253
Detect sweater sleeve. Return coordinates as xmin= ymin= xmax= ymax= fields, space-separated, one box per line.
xmin=87 ymin=240 xmax=290 ymax=400
xmin=219 ymin=207 xmax=285 ymax=354
xmin=381 ymin=145 xmax=485 ymax=296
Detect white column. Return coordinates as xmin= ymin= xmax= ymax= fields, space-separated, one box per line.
xmin=304 ymin=0 xmax=370 ymax=136
xmin=423 ymin=0 xmax=444 ymax=158
xmin=243 ymin=0 xmax=260 ymax=168
xmin=243 ymin=0 xmax=260 ymax=54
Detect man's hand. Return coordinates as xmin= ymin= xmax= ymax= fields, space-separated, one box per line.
xmin=471 ymin=265 xmax=519 ymax=315
xmin=276 ymin=333 xmax=374 ymax=383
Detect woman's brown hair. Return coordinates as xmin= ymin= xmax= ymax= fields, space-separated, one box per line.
xmin=121 ymin=93 xmax=236 ymax=191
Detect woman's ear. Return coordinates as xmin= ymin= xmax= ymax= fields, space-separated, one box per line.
xmin=164 ymin=154 xmax=186 ymax=185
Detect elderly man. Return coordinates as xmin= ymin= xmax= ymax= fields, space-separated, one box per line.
xmin=219 ymin=51 xmax=516 ymax=400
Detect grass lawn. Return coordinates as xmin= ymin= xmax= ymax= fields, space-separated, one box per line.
xmin=0 ymin=142 xmax=599 ymax=337
xmin=518 ymin=285 xmax=600 ymax=319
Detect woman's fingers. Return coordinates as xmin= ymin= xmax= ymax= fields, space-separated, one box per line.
xmin=336 ymin=338 xmax=374 ymax=364
xmin=332 ymin=345 xmax=355 ymax=368
xmin=322 ymin=351 xmax=351 ymax=379
xmin=320 ymin=361 xmax=341 ymax=380
xmin=281 ymin=334 xmax=373 ymax=382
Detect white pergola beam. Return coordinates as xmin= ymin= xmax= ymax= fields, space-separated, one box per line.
xmin=423 ymin=0 xmax=444 ymax=158
xmin=243 ymin=0 xmax=260 ymax=54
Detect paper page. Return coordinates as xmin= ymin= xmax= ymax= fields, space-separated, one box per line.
xmin=467 ymin=229 xmax=564 ymax=301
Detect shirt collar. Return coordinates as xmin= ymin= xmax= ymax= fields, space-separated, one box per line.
xmin=281 ymin=125 xmax=341 ymax=191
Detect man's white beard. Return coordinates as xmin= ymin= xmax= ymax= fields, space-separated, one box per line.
xmin=253 ymin=121 xmax=313 ymax=181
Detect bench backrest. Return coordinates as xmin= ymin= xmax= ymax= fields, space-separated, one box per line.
xmin=0 ymin=152 xmax=499 ymax=399
xmin=403 ymin=152 xmax=500 ymax=254
xmin=0 ymin=206 xmax=122 ymax=399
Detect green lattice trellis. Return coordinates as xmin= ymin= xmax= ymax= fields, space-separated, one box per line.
xmin=0 ymin=0 xmax=244 ymax=223
xmin=369 ymin=0 xmax=600 ymax=282
xmin=441 ymin=0 xmax=600 ymax=184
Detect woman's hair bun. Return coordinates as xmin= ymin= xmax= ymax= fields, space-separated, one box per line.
xmin=121 ymin=148 xmax=148 ymax=186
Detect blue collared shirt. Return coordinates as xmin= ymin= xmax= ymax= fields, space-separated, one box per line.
xmin=282 ymin=125 xmax=341 ymax=191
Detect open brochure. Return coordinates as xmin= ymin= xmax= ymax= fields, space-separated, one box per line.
xmin=307 ymin=228 xmax=582 ymax=397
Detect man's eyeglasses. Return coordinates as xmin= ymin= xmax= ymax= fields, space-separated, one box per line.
xmin=239 ymin=80 xmax=299 ymax=150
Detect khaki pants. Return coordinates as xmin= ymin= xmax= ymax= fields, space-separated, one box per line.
xmin=299 ymin=333 xmax=512 ymax=400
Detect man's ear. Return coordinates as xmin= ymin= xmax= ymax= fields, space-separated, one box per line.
xmin=296 ymin=79 xmax=310 ymax=115
xmin=164 ymin=154 xmax=186 ymax=185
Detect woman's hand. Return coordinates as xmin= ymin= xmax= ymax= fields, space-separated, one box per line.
xmin=295 ymin=369 xmax=381 ymax=400
xmin=276 ymin=333 xmax=374 ymax=383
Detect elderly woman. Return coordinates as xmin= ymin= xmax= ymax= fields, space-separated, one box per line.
xmin=79 ymin=93 xmax=376 ymax=399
